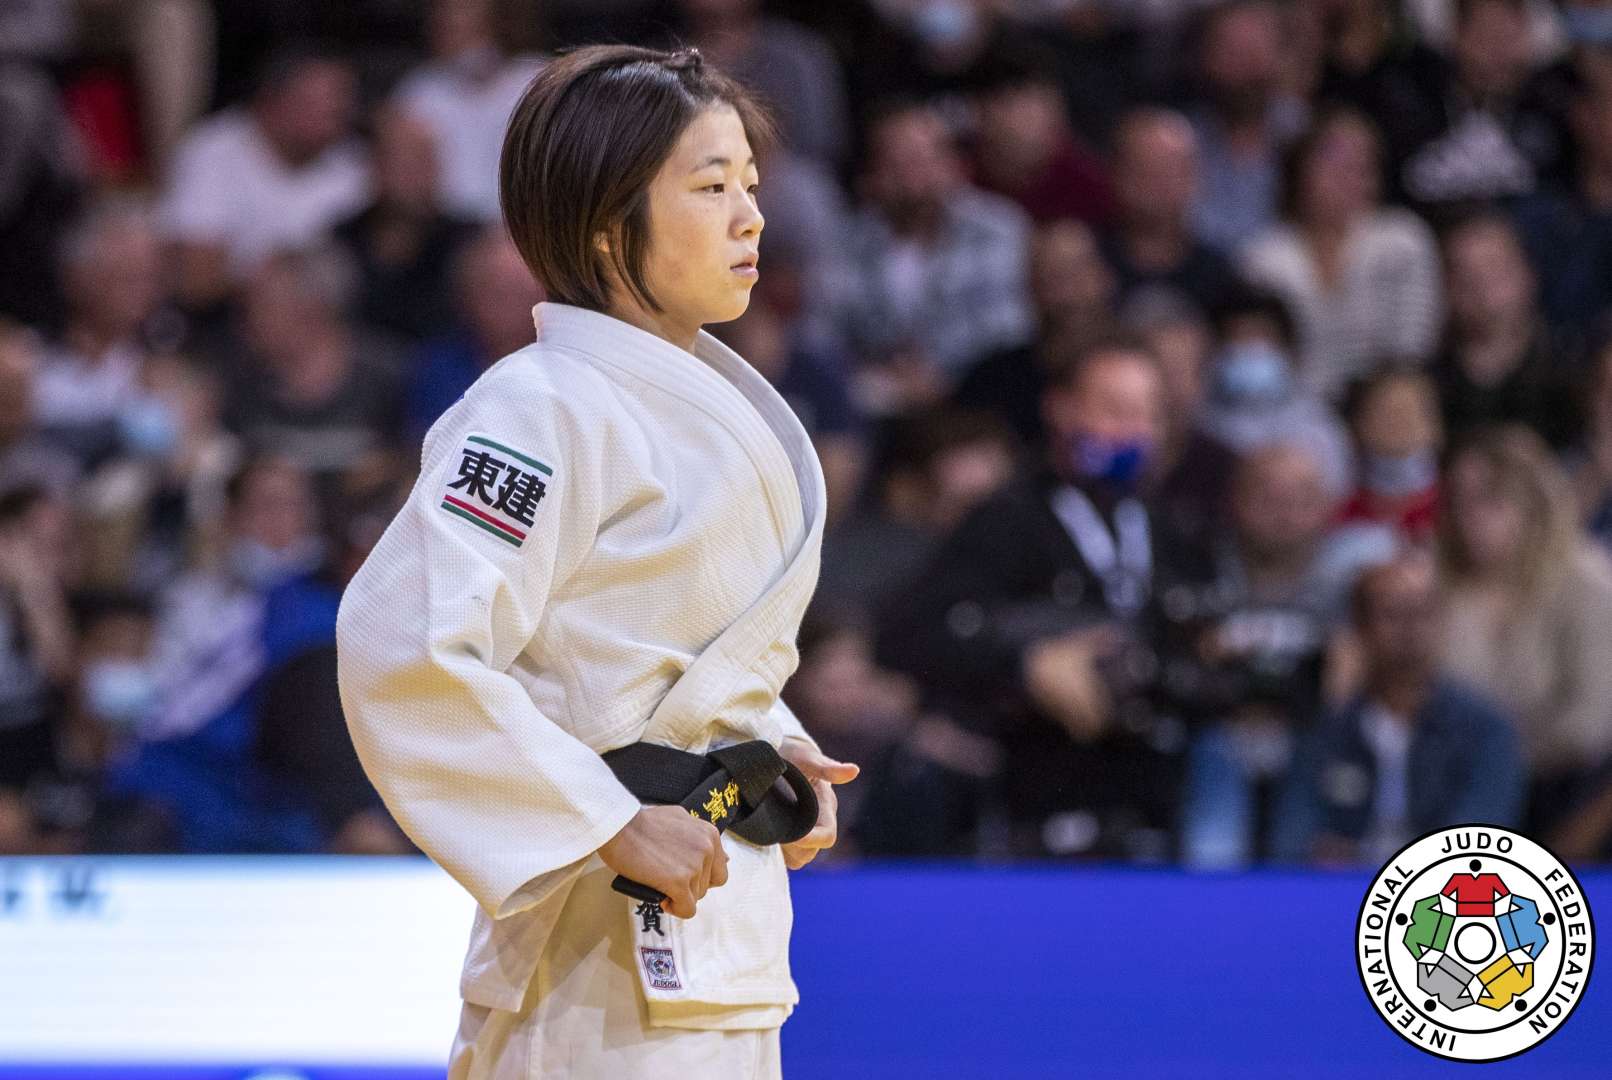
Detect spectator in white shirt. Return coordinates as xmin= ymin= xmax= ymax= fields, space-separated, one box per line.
xmin=391 ymin=0 xmax=542 ymax=223
xmin=160 ymin=45 xmax=369 ymax=309
xmin=1240 ymin=106 xmax=1444 ymax=403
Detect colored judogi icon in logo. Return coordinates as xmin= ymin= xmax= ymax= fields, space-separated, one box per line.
xmin=1355 ymin=825 xmax=1595 ymax=1063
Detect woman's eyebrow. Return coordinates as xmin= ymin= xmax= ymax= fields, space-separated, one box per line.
xmin=689 ymin=155 xmax=757 ymax=172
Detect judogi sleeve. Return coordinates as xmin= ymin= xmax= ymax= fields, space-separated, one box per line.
xmin=772 ymin=694 xmax=821 ymax=753
xmin=336 ymin=388 xmax=643 ymax=919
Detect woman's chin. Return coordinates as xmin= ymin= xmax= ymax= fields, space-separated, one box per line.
xmin=709 ymin=291 xmax=753 ymax=325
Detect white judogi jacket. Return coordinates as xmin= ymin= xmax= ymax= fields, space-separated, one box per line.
xmin=335 ymin=301 xmax=826 ymax=1030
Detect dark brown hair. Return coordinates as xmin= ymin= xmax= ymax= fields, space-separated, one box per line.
xmin=499 ymin=44 xmax=775 ymax=315
xmin=1278 ymin=105 xmax=1384 ymax=222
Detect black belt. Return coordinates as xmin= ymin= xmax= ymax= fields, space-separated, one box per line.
xmin=601 ymin=739 xmax=819 ymax=915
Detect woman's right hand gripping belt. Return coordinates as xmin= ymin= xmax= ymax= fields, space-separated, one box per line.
xmin=598 ymin=805 xmax=729 ymax=917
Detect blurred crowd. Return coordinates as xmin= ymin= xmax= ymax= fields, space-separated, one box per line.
xmin=6 ymin=0 xmax=1612 ymax=870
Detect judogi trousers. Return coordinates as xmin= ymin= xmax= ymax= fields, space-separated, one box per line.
xmin=447 ymin=865 xmax=785 ymax=1079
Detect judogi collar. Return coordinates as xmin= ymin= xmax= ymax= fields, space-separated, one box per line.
xmin=530 ymin=301 xmax=827 ymax=746
xmin=530 ymin=300 xmax=822 ymax=551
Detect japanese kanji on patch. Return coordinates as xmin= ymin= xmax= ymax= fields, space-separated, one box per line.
xmin=438 ymin=432 xmax=553 ymax=548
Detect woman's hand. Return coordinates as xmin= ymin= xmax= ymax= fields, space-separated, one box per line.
xmin=778 ymin=736 xmax=859 ymax=870
xmin=597 ymin=804 xmax=729 ymax=919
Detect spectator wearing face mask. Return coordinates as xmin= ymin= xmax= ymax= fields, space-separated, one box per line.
xmin=1434 ymin=211 xmax=1578 ymax=449
xmin=101 ymin=455 xmax=326 ymax=852
xmin=876 ymin=334 xmax=1207 ymax=861
xmin=1340 ymin=366 xmax=1445 ymax=542
xmin=43 ymin=592 xmax=175 ymax=853
xmin=1196 ymin=288 xmax=1355 ymax=502
xmin=73 ymin=351 xmax=240 ymax=594
xmin=1438 ymin=425 xmax=1612 ymax=839
xmin=35 ymin=200 xmax=171 ymax=469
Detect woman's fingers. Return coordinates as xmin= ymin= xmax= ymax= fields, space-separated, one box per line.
xmin=781 ymin=779 xmax=839 ymax=870
xmin=709 ymin=829 xmax=729 ymax=888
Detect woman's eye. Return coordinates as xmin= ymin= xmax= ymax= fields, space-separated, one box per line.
xmin=746 ymin=183 xmax=760 ymax=196
xmin=703 ymin=183 xmax=725 ymax=194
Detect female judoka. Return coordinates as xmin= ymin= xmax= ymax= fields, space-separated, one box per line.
xmin=336 ymin=43 xmax=859 ymax=1079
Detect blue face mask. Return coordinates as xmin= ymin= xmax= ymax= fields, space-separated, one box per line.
xmin=1212 ymin=341 xmax=1292 ymax=406
xmin=1363 ymin=451 xmax=1438 ymax=497
xmin=1070 ymin=432 xmax=1153 ymax=492
xmin=1564 ymin=5 xmax=1612 ymax=45
xmin=118 ymin=395 xmax=181 ymax=459
xmin=229 ymin=536 xmax=325 ymax=589
xmin=83 ymin=660 xmax=157 ymax=733
xmin=912 ymin=0 xmax=980 ymax=50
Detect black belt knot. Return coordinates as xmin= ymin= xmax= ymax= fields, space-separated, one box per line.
xmin=600 ymin=739 xmax=819 ymax=919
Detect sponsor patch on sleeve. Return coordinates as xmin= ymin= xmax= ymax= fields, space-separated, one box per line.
xmin=437 ymin=432 xmax=554 ymax=548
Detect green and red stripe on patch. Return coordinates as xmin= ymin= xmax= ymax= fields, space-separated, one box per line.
xmin=439 ymin=493 xmax=527 ymax=545
xmin=437 ymin=432 xmax=554 ymax=548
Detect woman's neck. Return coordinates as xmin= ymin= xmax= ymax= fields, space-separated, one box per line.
xmin=605 ymin=301 xmax=699 ymax=354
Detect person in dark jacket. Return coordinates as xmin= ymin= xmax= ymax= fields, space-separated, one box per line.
xmin=1271 ymin=552 xmax=1526 ymax=866
xmin=874 ymin=332 xmax=1205 ymax=861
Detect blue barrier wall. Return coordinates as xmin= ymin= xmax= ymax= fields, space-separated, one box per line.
xmin=2 ymin=859 xmax=1606 ymax=1078
xmin=784 ymin=863 xmax=1611 ymax=1079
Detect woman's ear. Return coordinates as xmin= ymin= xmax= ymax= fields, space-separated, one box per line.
xmin=594 ymin=230 xmax=611 ymax=256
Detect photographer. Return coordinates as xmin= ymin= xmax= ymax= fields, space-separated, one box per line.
xmin=875 ymin=333 xmax=1205 ymax=860
xmin=1175 ymin=443 xmax=1396 ymax=869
